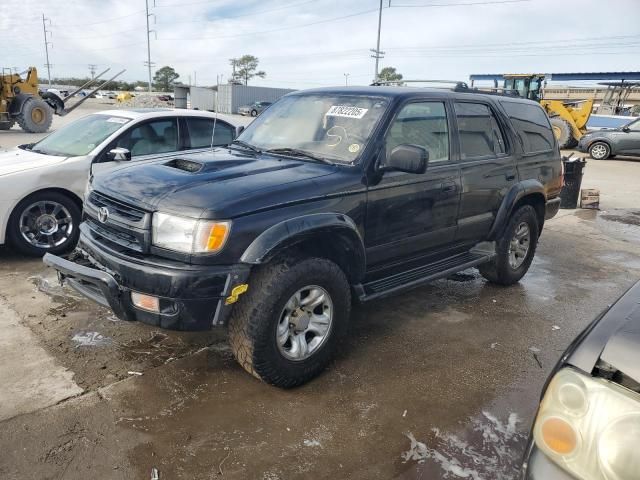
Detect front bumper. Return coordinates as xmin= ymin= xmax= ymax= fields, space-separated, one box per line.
xmin=43 ymin=231 xmax=250 ymax=331
xmin=544 ymin=197 xmax=561 ymax=220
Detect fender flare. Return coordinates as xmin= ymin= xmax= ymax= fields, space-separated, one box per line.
xmin=240 ymin=213 xmax=366 ymax=279
xmin=487 ymin=180 xmax=545 ymax=240
xmin=8 ymin=93 xmax=34 ymax=115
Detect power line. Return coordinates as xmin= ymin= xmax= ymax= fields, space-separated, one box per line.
xmin=53 ymin=9 xmax=146 ymax=28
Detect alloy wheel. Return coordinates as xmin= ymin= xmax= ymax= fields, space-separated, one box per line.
xmin=19 ymin=200 xmax=74 ymax=249
xmin=508 ymin=222 xmax=530 ymax=269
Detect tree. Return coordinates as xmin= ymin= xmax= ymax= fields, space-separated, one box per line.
xmin=229 ymin=55 xmax=266 ymax=86
xmin=153 ymin=66 xmax=179 ymax=92
xmin=378 ymin=66 xmax=403 ymax=84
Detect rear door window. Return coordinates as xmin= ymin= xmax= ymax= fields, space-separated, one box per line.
xmin=454 ymin=102 xmax=506 ymax=159
xmin=185 ymin=117 xmax=235 ymax=149
xmin=500 ymin=101 xmax=555 ymax=153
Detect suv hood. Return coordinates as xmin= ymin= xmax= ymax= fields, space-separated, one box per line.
xmin=567 ymin=280 xmax=640 ymax=383
xmin=0 ymin=147 xmax=67 ymax=177
xmin=91 ymin=148 xmax=341 ymax=218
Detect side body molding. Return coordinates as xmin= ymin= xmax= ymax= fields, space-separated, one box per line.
xmin=240 ymin=213 xmax=366 ymax=280
xmin=487 ymin=180 xmax=546 ymax=240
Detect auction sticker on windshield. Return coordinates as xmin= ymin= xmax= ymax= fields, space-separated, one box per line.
xmin=326 ymin=105 xmax=368 ymax=119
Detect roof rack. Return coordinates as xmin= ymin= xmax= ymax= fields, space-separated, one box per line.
xmin=371 ymin=79 xmax=470 ymax=90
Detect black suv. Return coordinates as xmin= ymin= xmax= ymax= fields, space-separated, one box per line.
xmin=45 ymin=86 xmax=562 ymax=387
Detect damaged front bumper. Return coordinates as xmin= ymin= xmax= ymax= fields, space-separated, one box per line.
xmin=43 ymin=232 xmax=251 ymax=331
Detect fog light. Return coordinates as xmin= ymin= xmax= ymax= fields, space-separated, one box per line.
xmin=131 ymin=291 xmax=160 ymax=312
xmin=541 ymin=416 xmax=578 ymax=455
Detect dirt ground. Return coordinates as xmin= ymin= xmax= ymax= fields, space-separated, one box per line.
xmin=1 ymin=108 xmax=640 ymax=479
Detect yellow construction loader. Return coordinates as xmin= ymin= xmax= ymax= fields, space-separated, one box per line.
xmin=0 ymin=66 xmax=124 ymax=133
xmin=500 ymin=74 xmax=592 ymax=149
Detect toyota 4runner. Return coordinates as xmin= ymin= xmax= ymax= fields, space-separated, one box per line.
xmin=44 ymin=85 xmax=562 ymax=388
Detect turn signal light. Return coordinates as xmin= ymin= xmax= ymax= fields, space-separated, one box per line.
xmin=206 ymin=223 xmax=230 ymax=251
xmin=131 ymin=291 xmax=160 ymax=313
xmin=541 ymin=417 xmax=577 ymax=455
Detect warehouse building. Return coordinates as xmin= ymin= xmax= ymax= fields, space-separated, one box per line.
xmin=174 ymin=84 xmax=294 ymax=113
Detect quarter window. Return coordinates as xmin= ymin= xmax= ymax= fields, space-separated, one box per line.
xmin=385 ymin=102 xmax=449 ymax=163
xmin=185 ymin=118 xmax=234 ymax=149
xmin=501 ymin=101 xmax=555 ymax=153
xmin=454 ymin=102 xmax=506 ymax=159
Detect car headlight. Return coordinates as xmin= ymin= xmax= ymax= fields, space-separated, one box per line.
xmin=152 ymin=212 xmax=230 ymax=254
xmin=533 ymin=367 xmax=640 ymax=480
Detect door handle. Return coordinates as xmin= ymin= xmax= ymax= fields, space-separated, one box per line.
xmin=506 ymin=173 xmax=516 ymax=181
xmin=441 ymin=183 xmax=458 ymax=193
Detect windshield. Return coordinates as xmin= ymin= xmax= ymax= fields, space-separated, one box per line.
xmin=236 ymin=94 xmax=389 ymax=163
xmin=31 ymin=114 xmax=131 ymax=157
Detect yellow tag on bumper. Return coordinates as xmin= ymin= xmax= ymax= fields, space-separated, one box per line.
xmin=225 ymin=284 xmax=249 ymax=305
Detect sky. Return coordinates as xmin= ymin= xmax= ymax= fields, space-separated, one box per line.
xmin=2 ymin=0 xmax=640 ymax=90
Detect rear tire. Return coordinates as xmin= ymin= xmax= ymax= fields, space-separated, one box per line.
xmin=7 ymin=191 xmax=81 ymax=257
xmin=479 ymin=205 xmax=539 ymax=286
xmin=228 ymin=255 xmax=351 ymax=388
xmin=550 ymin=117 xmax=574 ymax=149
xmin=251 ymin=109 xmax=258 ymax=117
xmin=16 ymin=97 xmax=53 ymax=133
xmin=589 ymin=141 xmax=611 ymax=160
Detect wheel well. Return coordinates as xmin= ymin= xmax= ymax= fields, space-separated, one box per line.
xmin=7 ymin=187 xmax=82 ymax=231
xmin=513 ymin=193 xmax=545 ymax=234
xmin=268 ymin=231 xmax=365 ymax=283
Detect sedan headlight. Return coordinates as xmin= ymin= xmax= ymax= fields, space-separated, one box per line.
xmin=152 ymin=212 xmax=230 ymax=254
xmin=533 ymin=367 xmax=640 ymax=480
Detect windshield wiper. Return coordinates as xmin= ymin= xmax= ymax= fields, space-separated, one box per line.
xmin=230 ymin=139 xmax=261 ymax=154
xmin=265 ymin=148 xmax=334 ymax=165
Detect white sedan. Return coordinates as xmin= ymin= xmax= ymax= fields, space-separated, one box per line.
xmin=0 ymin=108 xmax=245 ymax=256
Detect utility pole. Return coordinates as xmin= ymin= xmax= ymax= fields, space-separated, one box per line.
xmin=344 ymin=73 xmax=350 ymax=86
xmin=88 ymin=64 xmax=97 ymax=79
xmin=144 ymin=0 xmax=156 ymax=92
xmin=193 ymin=71 xmax=197 ymax=87
xmin=42 ymin=14 xmax=52 ymax=86
xmin=370 ymin=0 xmax=386 ymax=83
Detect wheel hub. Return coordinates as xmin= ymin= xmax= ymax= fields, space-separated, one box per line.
xmin=36 ymin=214 xmax=59 ymax=235
xmin=508 ymin=222 xmax=531 ymax=269
xmin=277 ymin=286 xmax=333 ymax=361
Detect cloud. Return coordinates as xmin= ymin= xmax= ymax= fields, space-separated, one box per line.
xmin=2 ymin=0 xmax=639 ymax=89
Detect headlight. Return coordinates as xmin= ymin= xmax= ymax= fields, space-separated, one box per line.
xmin=533 ymin=367 xmax=640 ymax=480
xmin=152 ymin=212 xmax=230 ymax=254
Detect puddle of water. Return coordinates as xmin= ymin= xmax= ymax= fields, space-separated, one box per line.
xmin=402 ymin=411 xmax=526 ymax=480
xmin=72 ymin=331 xmax=112 ymax=347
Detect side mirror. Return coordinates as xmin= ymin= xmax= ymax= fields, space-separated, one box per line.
xmin=382 ymin=144 xmax=428 ymax=174
xmin=622 ymin=126 xmax=630 ymax=132
xmin=106 ymin=147 xmax=131 ymax=162
xmin=236 ymin=125 xmax=245 ymax=136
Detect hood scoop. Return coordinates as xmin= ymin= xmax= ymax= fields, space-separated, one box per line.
xmin=164 ymin=158 xmax=204 ymax=173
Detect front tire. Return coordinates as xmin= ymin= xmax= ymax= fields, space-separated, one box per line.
xmin=7 ymin=191 xmax=81 ymax=257
xmin=479 ymin=205 xmax=539 ymax=286
xmin=589 ymin=141 xmax=611 ymax=160
xmin=251 ymin=109 xmax=258 ymax=117
xmin=16 ymin=97 xmax=53 ymax=133
xmin=228 ymin=255 xmax=351 ymax=388
xmin=550 ymin=117 xmax=575 ymax=149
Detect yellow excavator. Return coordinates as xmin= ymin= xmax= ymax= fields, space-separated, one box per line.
xmin=500 ymin=74 xmax=592 ymax=149
xmin=1 ymin=66 xmax=124 ymax=133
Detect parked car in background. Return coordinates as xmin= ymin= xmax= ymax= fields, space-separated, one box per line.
xmin=157 ymin=94 xmax=174 ymax=102
xmin=0 ymin=109 xmax=243 ymax=256
xmin=578 ymin=116 xmax=640 ymax=159
xmin=238 ymin=101 xmax=272 ymax=116
xmin=522 ymin=279 xmax=640 ymax=480
xmin=45 ymin=86 xmax=562 ymax=387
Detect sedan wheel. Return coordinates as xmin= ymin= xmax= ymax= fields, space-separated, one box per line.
xmin=589 ymin=142 xmax=610 ymax=160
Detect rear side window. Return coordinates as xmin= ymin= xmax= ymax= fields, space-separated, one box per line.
xmin=454 ymin=102 xmax=506 ymax=159
xmin=185 ymin=118 xmax=234 ymax=149
xmin=501 ymin=101 xmax=555 ymax=153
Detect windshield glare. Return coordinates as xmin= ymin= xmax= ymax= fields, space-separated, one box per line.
xmin=237 ymin=94 xmax=389 ymax=163
xmin=32 ymin=114 xmax=131 ymax=157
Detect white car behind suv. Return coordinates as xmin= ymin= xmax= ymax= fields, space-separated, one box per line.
xmin=0 ymin=108 xmax=245 ymax=256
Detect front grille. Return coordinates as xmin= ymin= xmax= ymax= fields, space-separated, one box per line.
xmin=88 ymin=191 xmax=146 ymax=223
xmin=85 ymin=218 xmax=144 ymax=253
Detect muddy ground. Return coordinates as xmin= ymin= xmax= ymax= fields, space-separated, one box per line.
xmin=1 ymin=111 xmax=640 ymax=479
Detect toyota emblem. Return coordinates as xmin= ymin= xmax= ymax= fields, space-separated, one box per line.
xmin=98 ymin=207 xmax=110 ymax=223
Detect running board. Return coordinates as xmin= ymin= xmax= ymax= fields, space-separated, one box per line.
xmin=355 ymin=250 xmax=494 ymax=302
